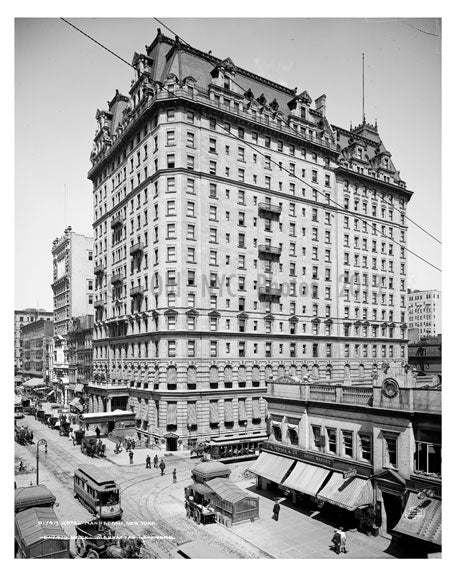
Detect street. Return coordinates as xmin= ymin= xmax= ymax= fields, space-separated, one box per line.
xmin=15 ymin=414 xmax=269 ymax=559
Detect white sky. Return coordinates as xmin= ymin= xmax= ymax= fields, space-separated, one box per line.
xmin=14 ymin=17 xmax=442 ymax=310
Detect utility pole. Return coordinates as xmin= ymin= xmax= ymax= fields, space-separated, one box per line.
xmin=36 ymin=439 xmax=48 ymax=485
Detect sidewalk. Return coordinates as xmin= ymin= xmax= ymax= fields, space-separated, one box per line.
xmin=103 ymin=438 xmax=191 ymax=467
xmin=227 ymin=480 xmax=395 ymax=559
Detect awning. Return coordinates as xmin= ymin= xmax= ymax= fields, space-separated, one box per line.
xmin=15 ymin=506 xmax=68 ymax=548
xmin=238 ymin=399 xmax=247 ymax=421
xmin=281 ymin=461 xmax=331 ymax=497
xmin=210 ymin=401 xmax=219 ymax=424
xmin=74 ymin=384 xmax=84 ymax=394
xmin=47 ymin=390 xmax=55 ymax=398
xmin=248 ymin=451 xmax=294 ymax=484
xmin=69 ymin=398 xmax=83 ymax=411
xmin=23 ymin=378 xmax=44 ymax=388
xmin=187 ymin=402 xmax=197 ymax=426
xmin=166 ymin=402 xmax=177 ymax=425
xmin=392 ymin=492 xmax=441 ymax=546
xmin=252 ymin=398 xmax=261 ymax=419
xmin=317 ymin=472 xmax=373 ymax=511
xmin=224 ymin=400 xmax=234 ymax=423
xmin=206 ymin=477 xmax=252 ymax=504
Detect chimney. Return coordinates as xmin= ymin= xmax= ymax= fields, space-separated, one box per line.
xmin=315 ymin=94 xmax=326 ymax=116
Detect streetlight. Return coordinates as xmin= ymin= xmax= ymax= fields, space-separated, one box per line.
xmin=36 ymin=439 xmax=48 ymax=485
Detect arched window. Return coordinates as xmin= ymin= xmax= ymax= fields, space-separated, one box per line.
xmin=237 ymin=365 xmax=246 ymax=387
xmin=326 ymin=365 xmax=332 ymax=380
xmin=251 ymin=365 xmax=261 ymax=386
xmin=312 ymin=364 xmax=319 ymax=379
xmin=358 ymin=364 xmax=365 ymax=379
xmin=224 ymin=365 xmax=233 ymax=386
xmin=187 ymin=366 xmax=197 ymax=389
xmin=277 ymin=365 xmax=285 ymax=379
xmin=209 ymin=365 xmax=219 ymax=389
xmin=167 ymin=366 xmax=177 ymax=390
xmin=289 ymin=364 xmax=297 ymax=377
xmin=344 ymin=364 xmax=351 ymax=379
xmin=265 ymin=364 xmax=273 ymax=381
xmin=301 ymin=364 xmax=309 ymax=378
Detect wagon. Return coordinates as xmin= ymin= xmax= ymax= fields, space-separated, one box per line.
xmin=15 ymin=425 xmax=34 ymax=445
xmin=15 ymin=506 xmax=70 ymax=558
xmin=73 ymin=429 xmax=85 ymax=445
xmin=184 ymin=484 xmax=216 ymax=525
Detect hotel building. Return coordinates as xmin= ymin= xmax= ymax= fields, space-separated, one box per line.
xmin=408 ymin=289 xmax=441 ymax=339
xmin=88 ymin=31 xmax=411 ymax=453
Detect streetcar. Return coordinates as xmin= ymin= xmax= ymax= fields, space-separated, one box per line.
xmin=73 ymin=466 xmax=122 ymax=520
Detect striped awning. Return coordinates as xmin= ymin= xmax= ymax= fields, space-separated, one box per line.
xmin=69 ymin=398 xmax=83 ymax=411
xmin=252 ymin=398 xmax=261 ymax=419
xmin=281 ymin=461 xmax=330 ymax=496
xmin=187 ymin=402 xmax=197 ymax=426
xmin=248 ymin=451 xmax=294 ymax=484
xmin=166 ymin=402 xmax=177 ymax=425
xmin=238 ymin=399 xmax=247 ymax=421
xmin=224 ymin=400 xmax=234 ymax=423
xmin=392 ymin=492 xmax=441 ymax=546
xmin=317 ymin=473 xmax=374 ymax=511
xmin=210 ymin=401 xmax=219 ymax=424
xmin=74 ymin=384 xmax=84 ymax=394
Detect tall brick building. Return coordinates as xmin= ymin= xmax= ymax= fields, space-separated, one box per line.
xmin=87 ymin=30 xmax=411 ymax=453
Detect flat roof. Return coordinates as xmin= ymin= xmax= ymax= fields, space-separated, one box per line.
xmin=76 ymin=465 xmax=117 ymax=486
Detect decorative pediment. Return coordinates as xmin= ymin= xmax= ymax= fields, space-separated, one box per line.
xmin=237 ymin=312 xmax=249 ymax=320
xmin=264 ymin=313 xmax=275 ymax=322
xmin=244 ymin=88 xmax=254 ymax=101
xmin=164 ymin=308 xmax=178 ymax=317
xmin=257 ymin=93 xmax=267 ymax=106
xmin=208 ymin=310 xmax=221 ymax=318
xmin=374 ymin=469 xmax=406 ymax=486
xmin=288 ymin=90 xmax=312 ymax=110
xmin=288 ymin=315 xmax=299 ymax=323
xmin=185 ymin=308 xmax=199 ymax=317
xmin=311 ymin=317 xmax=321 ymax=324
xmin=210 ymin=57 xmax=236 ymax=78
xmin=324 ymin=318 xmax=334 ymax=325
xmin=273 ymin=375 xmax=301 ymax=385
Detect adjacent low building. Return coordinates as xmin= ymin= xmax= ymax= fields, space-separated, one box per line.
xmin=14 ymin=308 xmax=53 ymax=373
xmin=21 ymin=319 xmax=54 ymax=383
xmin=250 ymin=361 xmax=441 ymax=553
xmin=408 ymin=335 xmax=441 ymax=378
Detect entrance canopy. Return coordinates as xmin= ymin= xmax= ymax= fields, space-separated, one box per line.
xmin=317 ymin=472 xmax=373 ymax=511
xmin=281 ymin=461 xmax=330 ymax=497
xmin=69 ymin=398 xmax=83 ymax=411
xmin=248 ymin=451 xmax=294 ymax=485
xmin=23 ymin=378 xmax=44 ymax=388
xmin=392 ymin=492 xmax=441 ymax=546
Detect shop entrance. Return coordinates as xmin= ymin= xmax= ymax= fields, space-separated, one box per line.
xmin=107 ymin=420 xmax=115 ymax=433
xmin=382 ymin=491 xmax=403 ymax=532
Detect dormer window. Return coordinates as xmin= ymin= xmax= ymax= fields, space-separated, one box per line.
xmin=357 ymin=147 xmax=363 ymax=159
xmin=224 ymin=76 xmax=231 ymax=90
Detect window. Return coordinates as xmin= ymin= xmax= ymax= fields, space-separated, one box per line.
xmin=326 ymin=428 xmax=337 ymax=454
xmin=312 ymin=425 xmax=323 ymax=451
xmin=384 ymin=434 xmax=398 ymax=468
xmin=168 ymin=340 xmax=176 ymax=357
xmin=210 ymin=341 xmax=218 ymax=357
xmin=209 ymin=138 xmax=217 ymax=153
xmin=342 ymin=431 xmax=353 ymax=458
xmin=359 ymin=434 xmax=372 ymax=462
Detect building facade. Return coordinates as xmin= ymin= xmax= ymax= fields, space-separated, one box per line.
xmin=51 ymin=226 xmax=94 ymax=337
xmin=254 ymin=362 xmax=441 ymax=552
xmin=14 ymin=308 xmax=53 ymax=373
xmin=21 ymin=318 xmax=54 ymax=381
xmin=87 ymin=31 xmax=411 ymax=452
xmin=408 ymin=289 xmax=441 ymax=338
xmin=408 ymin=334 xmax=441 ymax=378
xmin=67 ymin=315 xmax=94 ymax=402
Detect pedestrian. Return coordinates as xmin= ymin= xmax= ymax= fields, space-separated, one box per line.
xmin=172 ymin=468 xmax=177 ymax=483
xmin=19 ymin=461 xmax=24 ymax=472
xmin=146 ymin=455 xmax=151 ymax=469
xmin=159 ymin=459 xmax=166 ymax=476
xmin=95 ymin=426 xmax=101 ymax=439
xmin=131 ymin=440 xmax=135 ymax=450
xmin=129 ymin=450 xmax=134 ymax=464
xmin=339 ymin=528 xmax=347 ymax=554
xmin=331 ymin=529 xmax=341 ymax=554
xmin=153 ymin=454 xmax=159 ymax=468
xmin=272 ymin=499 xmax=281 ymax=521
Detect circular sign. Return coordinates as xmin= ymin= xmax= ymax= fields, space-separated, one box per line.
xmin=382 ymin=378 xmax=399 ymax=398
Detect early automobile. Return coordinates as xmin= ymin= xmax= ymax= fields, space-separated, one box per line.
xmin=15 ymin=425 xmax=33 ymax=445
xmin=75 ymin=521 xmax=142 ymax=558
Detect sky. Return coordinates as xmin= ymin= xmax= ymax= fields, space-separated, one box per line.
xmin=15 ymin=17 xmax=442 ymax=310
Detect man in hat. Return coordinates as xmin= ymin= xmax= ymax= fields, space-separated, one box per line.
xmin=272 ymin=499 xmax=281 ymax=521
xmin=146 ymin=455 xmax=151 ymax=469
xmin=159 ymin=459 xmax=166 ymax=476
xmin=153 ymin=454 xmax=159 ymax=468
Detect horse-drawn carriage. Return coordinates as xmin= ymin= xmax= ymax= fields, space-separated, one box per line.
xmin=15 ymin=424 xmax=33 ymax=445
xmin=47 ymin=415 xmax=59 ymax=429
xmin=80 ymin=436 xmax=106 ymax=458
xmin=75 ymin=521 xmax=143 ymax=558
xmin=59 ymin=415 xmax=71 ymax=436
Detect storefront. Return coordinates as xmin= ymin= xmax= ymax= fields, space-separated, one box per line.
xmin=249 ymin=442 xmax=374 ymax=526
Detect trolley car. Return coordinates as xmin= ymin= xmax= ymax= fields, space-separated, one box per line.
xmin=73 ymin=466 xmax=122 ymax=520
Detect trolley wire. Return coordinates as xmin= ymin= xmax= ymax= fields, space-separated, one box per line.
xmin=59 ymin=17 xmax=442 ymax=274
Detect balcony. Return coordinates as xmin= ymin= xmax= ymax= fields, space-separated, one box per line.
xmin=258 ymin=244 xmax=282 ymax=260
xmin=130 ymin=242 xmax=144 ymax=255
xmin=94 ymin=299 xmax=105 ymax=309
xmin=130 ymin=285 xmax=145 ymax=297
xmin=111 ymin=214 xmax=124 ymax=229
xmin=111 ymin=273 xmax=124 ymax=285
xmin=258 ymin=202 xmax=282 ymax=218
xmin=259 ymin=286 xmax=282 ymax=301
xmin=94 ymin=264 xmax=104 ymax=275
